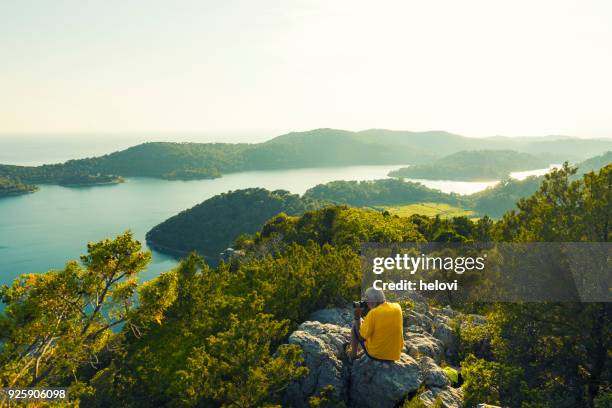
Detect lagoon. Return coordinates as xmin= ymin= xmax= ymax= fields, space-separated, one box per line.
xmin=0 ymin=165 xmax=410 ymax=285
xmin=0 ymin=164 xmax=554 ymax=286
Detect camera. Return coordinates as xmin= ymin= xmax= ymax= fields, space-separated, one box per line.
xmin=352 ymin=300 xmax=368 ymax=309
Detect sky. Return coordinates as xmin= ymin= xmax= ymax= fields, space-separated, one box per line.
xmin=1 ymin=0 xmax=611 ymax=139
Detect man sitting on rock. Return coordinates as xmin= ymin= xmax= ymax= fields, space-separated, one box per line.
xmin=350 ymin=287 xmax=403 ymax=361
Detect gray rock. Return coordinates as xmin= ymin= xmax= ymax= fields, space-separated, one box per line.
xmin=308 ymin=307 xmax=354 ymax=328
xmin=433 ymin=314 xmax=452 ymax=327
xmin=285 ymin=321 xmax=351 ymax=407
xmin=439 ymin=306 xmax=459 ymax=318
xmin=420 ymin=386 xmax=463 ymax=408
xmin=404 ymin=309 xmax=434 ymax=333
xmin=419 ymin=356 xmax=451 ymax=388
xmin=433 ymin=322 xmax=458 ymax=360
xmin=404 ymin=332 xmax=445 ymax=363
xmin=407 ymin=324 xmax=424 ymax=333
xmin=350 ymin=353 xmax=423 ymax=408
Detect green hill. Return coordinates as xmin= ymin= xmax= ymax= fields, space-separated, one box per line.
xmin=467 ymin=176 xmax=543 ymax=217
xmin=146 ymin=188 xmax=320 ymax=259
xmin=244 ymin=128 xmax=435 ymax=168
xmin=388 ymin=150 xmax=549 ymax=181
xmin=576 ymin=151 xmax=611 ymax=174
xmin=302 ymin=178 xmax=463 ymax=207
xmin=0 ymin=176 xmax=38 ymax=198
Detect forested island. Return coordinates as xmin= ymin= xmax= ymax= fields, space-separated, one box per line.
xmin=2 ymin=130 xmax=611 ymax=194
xmin=1 ymin=163 xmax=609 ymax=407
xmin=57 ymin=173 xmax=125 ymax=187
xmin=146 ymin=188 xmax=320 ymax=259
xmin=388 ymin=150 xmax=549 ymax=181
xmin=302 ymin=178 xmax=464 ymax=207
xmin=0 ymin=175 xmax=38 ymax=197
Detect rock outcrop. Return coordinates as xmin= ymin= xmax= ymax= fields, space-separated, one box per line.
xmin=285 ymin=321 xmax=352 ymax=407
xmin=285 ymin=301 xmax=484 ymax=408
xmin=433 ymin=322 xmax=458 ymax=361
xmin=420 ymin=356 xmax=451 ymax=388
xmin=308 ymin=307 xmax=354 ymax=328
xmin=420 ymin=386 xmax=463 ymax=408
xmin=350 ymin=353 xmax=422 ymax=408
xmin=404 ymin=331 xmax=445 ymax=363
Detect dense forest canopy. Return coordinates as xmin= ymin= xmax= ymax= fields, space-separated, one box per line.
xmin=146 ymin=188 xmax=321 ymax=260
xmin=465 ymin=176 xmax=543 ymax=217
xmin=388 ymin=150 xmax=549 ymax=181
xmin=1 ymin=164 xmax=609 ymax=407
xmin=302 ymin=178 xmax=463 ymax=207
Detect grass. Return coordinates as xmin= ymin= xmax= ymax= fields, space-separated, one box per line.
xmin=376 ymin=202 xmax=476 ymax=219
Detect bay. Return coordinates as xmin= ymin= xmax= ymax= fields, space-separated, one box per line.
xmin=0 ymin=164 xmax=558 ymax=287
xmin=0 ymin=165 xmax=412 ymax=285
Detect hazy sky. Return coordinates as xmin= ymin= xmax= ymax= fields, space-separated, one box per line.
xmin=1 ymin=0 xmax=611 ymax=138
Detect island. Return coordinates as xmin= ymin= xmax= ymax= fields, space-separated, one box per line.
xmin=0 ymin=176 xmax=38 ymax=198
xmin=388 ymin=150 xmax=550 ymax=181
xmin=58 ymin=173 xmax=125 ymax=187
xmin=302 ymin=178 xmax=464 ymax=207
xmin=146 ymin=188 xmax=321 ymax=260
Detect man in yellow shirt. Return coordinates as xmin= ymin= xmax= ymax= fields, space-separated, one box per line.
xmin=350 ymin=287 xmax=403 ymax=361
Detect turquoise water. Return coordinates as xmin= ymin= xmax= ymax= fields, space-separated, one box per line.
xmin=0 ymin=165 xmax=412 ymax=286
xmin=0 ymin=162 xmax=558 ymax=287
xmin=0 ymin=165 xmax=560 ymax=284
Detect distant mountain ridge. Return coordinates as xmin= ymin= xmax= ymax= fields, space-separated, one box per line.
xmin=1 ymin=129 xmax=610 ymax=193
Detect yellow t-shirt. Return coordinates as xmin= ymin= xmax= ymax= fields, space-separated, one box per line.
xmin=359 ymin=302 xmax=403 ymax=361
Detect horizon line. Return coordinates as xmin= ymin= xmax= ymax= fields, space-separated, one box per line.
xmin=0 ymin=128 xmax=611 ymax=141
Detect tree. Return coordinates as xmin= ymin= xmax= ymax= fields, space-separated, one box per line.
xmin=464 ymin=164 xmax=612 ymax=407
xmin=0 ymin=231 xmax=150 ymax=388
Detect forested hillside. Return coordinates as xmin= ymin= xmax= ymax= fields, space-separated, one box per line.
xmin=146 ymin=179 xmax=467 ymax=260
xmin=388 ymin=150 xmax=549 ymax=181
xmin=466 ymin=152 xmax=612 ymax=216
xmin=302 ymin=178 xmax=464 ymax=207
xmin=576 ymin=151 xmax=612 ymax=174
xmin=0 ymin=175 xmax=37 ymax=197
xmin=1 ymin=164 xmax=609 ymax=407
xmin=466 ymin=176 xmax=543 ymax=217
xmin=146 ymin=188 xmax=321 ymax=259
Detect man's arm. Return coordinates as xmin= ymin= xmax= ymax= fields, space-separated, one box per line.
xmin=353 ymin=307 xmax=368 ymax=340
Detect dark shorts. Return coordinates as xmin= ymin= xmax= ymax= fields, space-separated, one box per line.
xmin=352 ymin=324 xmax=366 ymax=350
